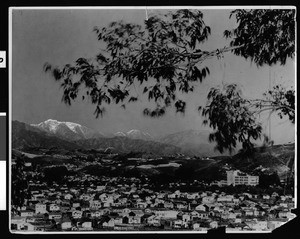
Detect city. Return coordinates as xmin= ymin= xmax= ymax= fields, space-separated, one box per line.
xmin=11 ymin=147 xmax=295 ymax=232
xmin=10 ymin=7 xmax=296 ymax=234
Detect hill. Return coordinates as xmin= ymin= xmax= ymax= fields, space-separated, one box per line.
xmin=220 ymin=143 xmax=295 ymax=179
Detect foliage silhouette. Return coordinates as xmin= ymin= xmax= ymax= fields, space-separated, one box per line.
xmin=44 ymin=9 xmax=295 ymax=153
xmin=12 ymin=155 xmax=30 ymax=208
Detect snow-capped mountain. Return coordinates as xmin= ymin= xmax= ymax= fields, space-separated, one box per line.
xmin=114 ymin=132 xmax=127 ymax=137
xmin=31 ymin=119 xmax=104 ymax=141
xmin=113 ymin=129 xmax=152 ymax=141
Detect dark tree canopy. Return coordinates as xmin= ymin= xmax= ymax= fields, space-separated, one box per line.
xmin=45 ymin=9 xmax=214 ymax=118
xmin=44 ymin=9 xmax=295 ymax=154
xmin=224 ymin=9 xmax=295 ymax=66
xmin=12 ymin=156 xmax=29 ymax=208
xmin=200 ymin=83 xmax=295 ymax=154
xmin=200 ymin=84 xmax=263 ymax=154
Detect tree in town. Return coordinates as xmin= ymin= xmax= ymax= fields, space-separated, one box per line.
xmin=44 ymin=9 xmax=295 ymax=153
xmin=12 ymin=155 xmax=30 ymax=209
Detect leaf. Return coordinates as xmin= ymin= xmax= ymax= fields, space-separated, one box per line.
xmin=128 ymin=97 xmax=138 ymax=102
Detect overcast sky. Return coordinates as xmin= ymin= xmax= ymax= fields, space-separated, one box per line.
xmin=12 ymin=8 xmax=295 ymax=143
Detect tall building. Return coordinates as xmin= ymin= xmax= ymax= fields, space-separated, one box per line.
xmin=226 ymin=170 xmax=259 ymax=186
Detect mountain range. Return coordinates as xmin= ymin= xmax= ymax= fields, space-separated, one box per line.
xmin=13 ymin=119 xmax=266 ymax=156
xmin=24 ymin=119 xmax=223 ymax=156
xmin=12 ymin=120 xmax=181 ymax=155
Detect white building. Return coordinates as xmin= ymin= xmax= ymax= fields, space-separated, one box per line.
xmin=226 ymin=170 xmax=259 ymax=186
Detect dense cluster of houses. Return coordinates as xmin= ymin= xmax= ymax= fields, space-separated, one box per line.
xmin=11 ymin=173 xmax=295 ymax=232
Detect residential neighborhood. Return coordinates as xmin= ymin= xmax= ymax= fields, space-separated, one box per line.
xmin=11 ymin=170 xmax=295 ymax=232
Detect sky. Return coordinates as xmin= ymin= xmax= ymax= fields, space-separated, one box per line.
xmin=11 ymin=8 xmax=296 ymax=143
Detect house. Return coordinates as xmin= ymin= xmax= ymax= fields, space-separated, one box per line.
xmin=60 ymin=205 xmax=70 ymax=213
xmin=96 ymin=185 xmax=106 ymax=191
xmin=147 ymin=215 xmax=161 ymax=226
xmin=101 ymin=218 xmax=115 ymax=228
xmin=164 ymin=201 xmax=174 ymax=209
xmin=24 ymin=222 xmax=50 ymax=231
xmin=191 ymin=210 xmax=200 ymax=219
xmin=130 ymin=209 xmax=144 ymax=217
xmin=121 ymin=208 xmax=132 ymax=215
xmin=244 ymin=209 xmax=255 ymax=217
xmin=48 ymin=204 xmax=60 ymax=212
xmin=172 ymin=219 xmax=184 ymax=229
xmin=193 ymin=222 xmax=201 ymax=230
xmin=72 ymin=210 xmax=83 ymax=219
xmin=186 ymin=192 xmax=199 ymax=200
xmin=271 ymin=192 xmax=279 ymax=198
xmin=80 ymin=194 xmax=93 ymax=201
xmin=24 ymin=222 xmax=38 ymax=231
xmin=144 ymin=208 xmax=153 ymax=214
xmin=217 ymin=195 xmax=234 ymax=202
xmin=64 ymin=194 xmax=73 ymax=200
xmin=136 ymin=202 xmax=148 ymax=209
xmin=278 ymin=209 xmax=295 ymax=219
xmin=26 ymin=214 xmax=44 ymax=223
xmin=128 ymin=215 xmax=142 ymax=224
xmin=209 ymin=221 xmax=218 ymax=229
xmin=61 ymin=221 xmax=72 ymax=230
xmin=228 ymin=212 xmax=237 ymax=219
xmin=103 ymin=198 xmax=114 ymax=208
xmin=235 ymin=218 xmax=242 ymax=223
xmin=79 ymin=221 xmax=92 ymax=229
xmin=182 ymin=213 xmax=191 ymax=223
xmin=154 ymin=210 xmax=178 ymax=219
xmin=60 ymin=217 xmax=72 ymax=230
xmin=91 ymin=210 xmax=102 ymax=218
xmin=263 ymin=195 xmax=271 ymax=200
xmin=35 ymin=203 xmax=47 ymax=214
xmin=175 ymin=202 xmax=187 ymax=210
xmin=31 ymin=193 xmax=45 ymax=201
xmin=195 ymin=204 xmax=208 ymax=212
xmin=20 ymin=210 xmax=34 ymax=217
xmin=11 ymin=216 xmax=26 ymax=230
xmin=89 ymin=200 xmax=102 ymax=210
xmin=198 ymin=211 xmax=209 ymax=219
xmin=72 ymin=202 xmax=80 ymax=208
xmin=48 ymin=212 xmax=62 ymax=220
xmin=233 ymin=198 xmax=240 ymax=204
xmin=202 ymin=196 xmax=215 ymax=204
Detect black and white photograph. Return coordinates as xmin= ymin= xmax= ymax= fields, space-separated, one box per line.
xmin=9 ymin=6 xmax=296 ymax=233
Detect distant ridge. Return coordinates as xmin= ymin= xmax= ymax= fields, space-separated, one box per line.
xmin=113 ymin=129 xmax=153 ymax=141
xmin=156 ymin=129 xmax=224 ymax=156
